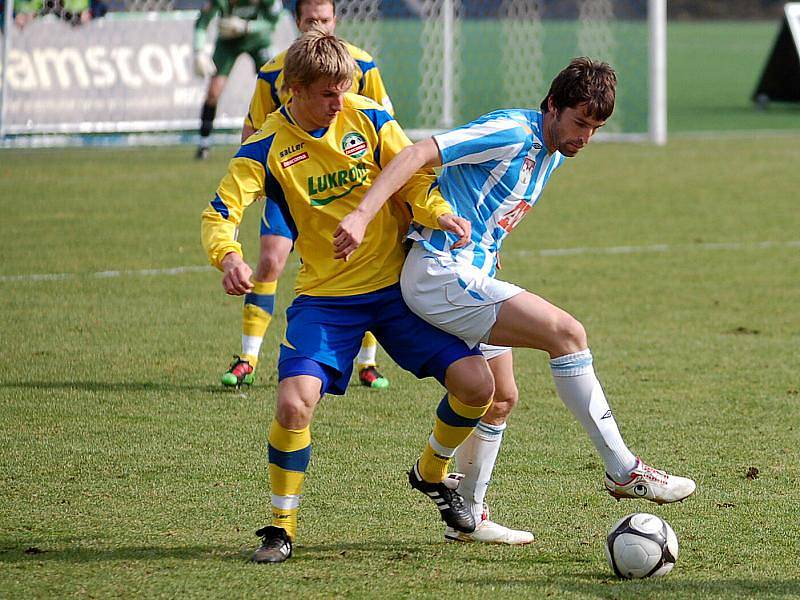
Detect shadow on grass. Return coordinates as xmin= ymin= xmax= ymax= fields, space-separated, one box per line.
xmin=0 ymin=541 xmax=438 ymax=565
xmin=0 ymin=380 xmax=256 ymax=395
xmin=550 ymin=577 xmax=800 ymax=599
xmin=0 ymin=544 xmax=243 ymax=564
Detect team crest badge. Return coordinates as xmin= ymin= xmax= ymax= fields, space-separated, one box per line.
xmin=342 ymin=132 xmax=368 ymax=158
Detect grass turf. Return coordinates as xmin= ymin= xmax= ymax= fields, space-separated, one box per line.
xmin=1 ymin=134 xmax=799 ymax=597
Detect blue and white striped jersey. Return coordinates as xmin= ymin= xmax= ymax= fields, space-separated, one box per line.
xmin=408 ymin=109 xmax=566 ymax=276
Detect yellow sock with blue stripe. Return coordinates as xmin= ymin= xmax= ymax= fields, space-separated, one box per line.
xmin=241 ymin=280 xmax=277 ymax=368
xmin=267 ymin=419 xmax=311 ymax=540
xmin=419 ymin=394 xmax=492 ymax=483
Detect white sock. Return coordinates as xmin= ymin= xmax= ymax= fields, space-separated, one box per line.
xmin=356 ymin=343 xmax=377 ymax=368
xmin=454 ymin=421 xmax=506 ymax=523
xmin=241 ymin=334 xmax=263 ymax=361
xmin=550 ymin=349 xmax=637 ymax=481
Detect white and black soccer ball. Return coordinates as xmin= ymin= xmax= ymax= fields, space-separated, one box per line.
xmin=605 ymin=513 xmax=679 ymax=579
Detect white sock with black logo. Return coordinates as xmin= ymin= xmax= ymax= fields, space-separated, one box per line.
xmin=550 ymin=349 xmax=637 ymax=481
xmin=454 ymin=421 xmax=506 ymax=524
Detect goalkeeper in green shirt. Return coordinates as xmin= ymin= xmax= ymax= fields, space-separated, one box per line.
xmin=193 ymin=0 xmax=284 ymax=160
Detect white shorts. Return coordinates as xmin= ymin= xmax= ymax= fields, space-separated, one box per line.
xmin=400 ymin=244 xmax=523 ymax=351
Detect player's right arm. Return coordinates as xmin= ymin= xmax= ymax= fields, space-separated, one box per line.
xmin=193 ymin=0 xmax=220 ymax=51
xmin=193 ymin=0 xmax=221 ymax=77
xmin=201 ymin=148 xmax=267 ymax=293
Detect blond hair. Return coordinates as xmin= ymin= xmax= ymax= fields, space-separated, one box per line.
xmin=282 ymin=28 xmax=355 ymax=91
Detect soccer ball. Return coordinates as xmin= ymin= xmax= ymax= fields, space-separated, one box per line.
xmin=605 ymin=513 xmax=679 ymax=579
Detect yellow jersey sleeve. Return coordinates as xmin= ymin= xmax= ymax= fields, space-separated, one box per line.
xmin=244 ymin=54 xmax=286 ymax=131
xmin=348 ymin=44 xmax=394 ymax=116
xmin=200 ymin=142 xmax=269 ymax=270
xmin=373 ymin=117 xmax=451 ymax=229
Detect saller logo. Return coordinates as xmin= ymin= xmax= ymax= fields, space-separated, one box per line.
xmin=308 ymin=162 xmax=369 ymax=206
xmin=342 ymin=132 xmax=368 ymax=158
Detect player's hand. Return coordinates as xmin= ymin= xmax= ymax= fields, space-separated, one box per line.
xmin=333 ymin=211 xmax=369 ymax=261
xmin=438 ymin=213 xmax=471 ymax=248
xmin=194 ymin=49 xmax=217 ymax=78
xmin=221 ymin=253 xmax=254 ymax=295
xmin=218 ymin=15 xmax=248 ymax=39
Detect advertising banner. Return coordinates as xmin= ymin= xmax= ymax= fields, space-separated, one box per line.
xmin=0 ymin=11 xmax=295 ymax=134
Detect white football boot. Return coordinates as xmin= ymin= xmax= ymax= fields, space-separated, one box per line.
xmin=444 ymin=504 xmax=534 ymax=545
xmin=441 ymin=474 xmax=534 ymax=545
xmin=605 ymin=458 xmax=696 ymax=504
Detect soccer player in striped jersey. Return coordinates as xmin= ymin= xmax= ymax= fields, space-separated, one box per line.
xmin=221 ymin=0 xmax=394 ymax=390
xmin=201 ymin=30 xmax=497 ymax=563
xmin=336 ymin=58 xmax=697 ymax=545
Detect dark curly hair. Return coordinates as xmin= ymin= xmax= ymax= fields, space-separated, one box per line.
xmin=540 ymin=57 xmax=616 ymax=121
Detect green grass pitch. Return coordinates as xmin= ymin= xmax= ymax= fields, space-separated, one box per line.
xmin=1 ymin=132 xmax=799 ymax=598
xmin=2 ymin=18 xmax=800 ymax=599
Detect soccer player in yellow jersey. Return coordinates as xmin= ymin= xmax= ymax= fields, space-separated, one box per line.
xmin=201 ymin=29 xmax=497 ymax=564
xmin=220 ymin=0 xmax=394 ymax=390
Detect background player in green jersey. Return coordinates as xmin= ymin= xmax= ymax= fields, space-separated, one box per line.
xmin=193 ymin=0 xmax=283 ymax=160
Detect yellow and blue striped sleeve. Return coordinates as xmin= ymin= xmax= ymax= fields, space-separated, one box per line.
xmin=244 ymin=59 xmax=284 ymax=131
xmin=371 ymin=115 xmax=451 ymax=229
xmin=358 ymin=62 xmax=393 ymax=116
xmin=200 ymin=138 xmax=272 ymax=270
xmin=350 ymin=45 xmax=394 ymax=115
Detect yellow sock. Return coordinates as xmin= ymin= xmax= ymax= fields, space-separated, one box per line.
xmin=241 ymin=280 xmax=277 ymax=368
xmin=356 ymin=331 xmax=378 ymax=370
xmin=418 ymin=394 xmax=492 ymax=483
xmin=267 ymin=419 xmax=311 ymax=540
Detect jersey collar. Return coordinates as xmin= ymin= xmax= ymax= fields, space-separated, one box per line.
xmin=281 ymin=103 xmax=330 ymax=139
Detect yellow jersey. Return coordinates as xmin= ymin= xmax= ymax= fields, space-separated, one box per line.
xmin=202 ymin=93 xmax=451 ymax=297
xmin=244 ymin=42 xmax=393 ymax=132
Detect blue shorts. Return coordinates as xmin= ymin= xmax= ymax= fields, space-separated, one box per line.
xmin=260 ymin=198 xmax=295 ymax=239
xmin=278 ymin=284 xmax=481 ymax=395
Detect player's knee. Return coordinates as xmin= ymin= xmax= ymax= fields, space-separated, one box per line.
xmin=551 ymin=314 xmax=587 ymax=355
xmin=256 ymin=246 xmax=290 ymax=280
xmin=490 ymin=384 xmax=519 ymax=420
xmin=456 ymin=369 xmax=495 ymax=407
xmin=275 ymin=395 xmax=313 ymax=429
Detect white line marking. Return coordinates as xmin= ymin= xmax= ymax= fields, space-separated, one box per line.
xmin=514 ymin=240 xmax=800 ymax=258
xmin=0 ymin=265 xmax=213 ymax=283
xmin=2 ymin=241 xmax=798 ymax=283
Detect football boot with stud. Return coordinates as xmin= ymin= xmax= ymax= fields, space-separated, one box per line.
xmin=358 ymin=365 xmax=389 ymax=389
xmin=221 ymin=355 xmax=255 ymax=387
xmin=251 ymin=525 xmax=292 ymax=564
xmin=408 ymin=461 xmax=475 ymax=533
xmin=605 ymin=458 xmax=696 ymax=505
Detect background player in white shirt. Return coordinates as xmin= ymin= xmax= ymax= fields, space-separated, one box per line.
xmin=334 ymin=58 xmax=697 ymax=545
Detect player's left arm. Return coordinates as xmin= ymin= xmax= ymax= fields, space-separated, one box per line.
xmin=360 ymin=63 xmax=394 ymax=116
xmin=244 ymin=0 xmax=282 ymax=35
